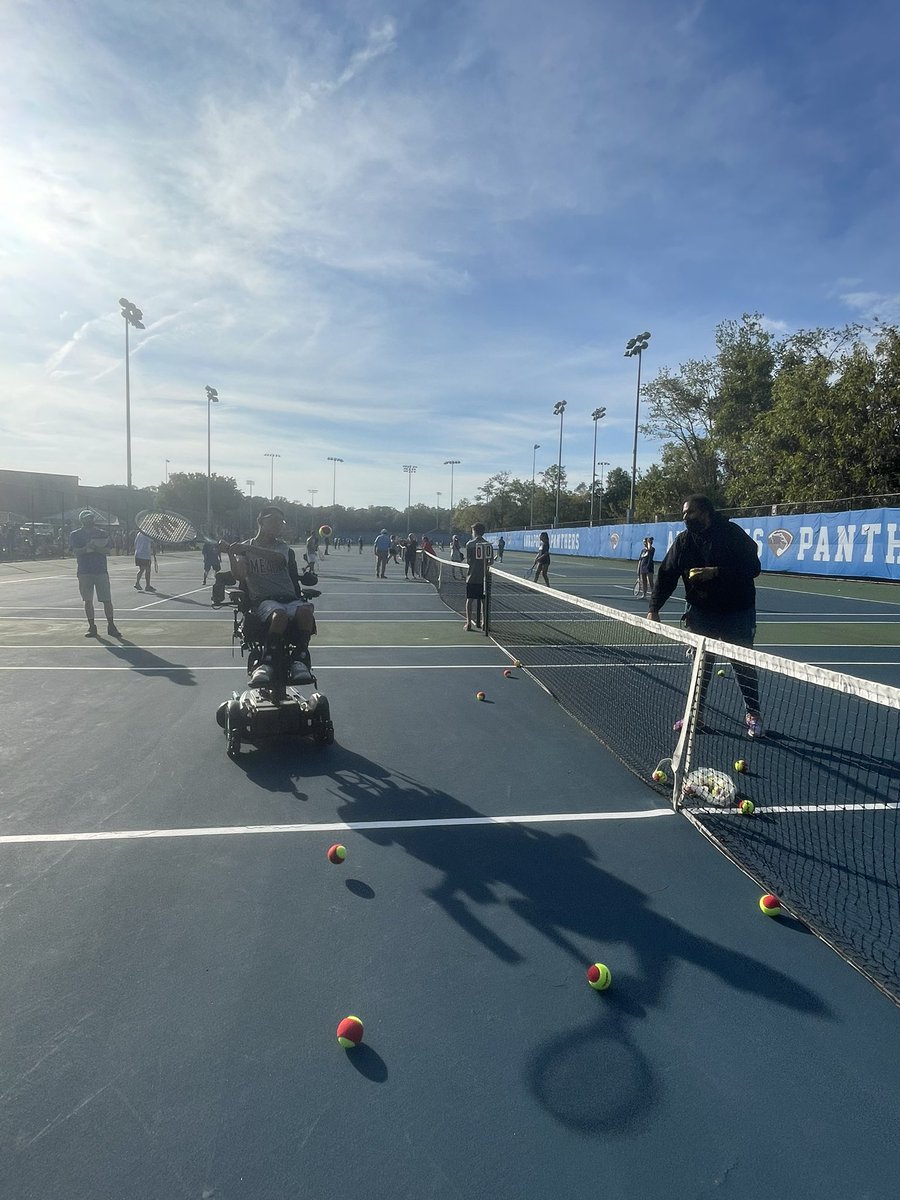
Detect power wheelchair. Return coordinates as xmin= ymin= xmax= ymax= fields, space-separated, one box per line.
xmin=215 ymin=571 xmax=334 ymax=758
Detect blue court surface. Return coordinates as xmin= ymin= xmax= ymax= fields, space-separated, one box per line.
xmin=1 ymin=551 xmax=899 ymax=1200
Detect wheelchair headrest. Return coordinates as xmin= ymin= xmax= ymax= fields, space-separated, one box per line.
xmin=299 ymin=569 xmax=318 ymax=587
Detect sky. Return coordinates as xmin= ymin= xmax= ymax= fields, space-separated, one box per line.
xmin=2 ymin=0 xmax=899 ymax=515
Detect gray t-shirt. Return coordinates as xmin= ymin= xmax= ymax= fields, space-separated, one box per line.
xmin=240 ymin=539 xmax=296 ymax=605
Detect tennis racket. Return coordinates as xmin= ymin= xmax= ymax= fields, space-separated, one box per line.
xmin=681 ymin=767 xmax=736 ymax=807
xmin=135 ymin=509 xmax=203 ymax=545
xmin=632 ymin=579 xmax=643 ymax=597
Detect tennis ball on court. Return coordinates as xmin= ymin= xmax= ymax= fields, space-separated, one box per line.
xmin=336 ymin=1015 xmax=364 ymax=1048
xmin=739 ymin=799 xmax=755 ymax=815
xmin=327 ymin=843 xmax=346 ymax=864
xmin=716 ymin=668 xmax=727 ymax=677
xmin=651 ymin=769 xmax=667 ymax=784
xmin=759 ymin=894 xmax=781 ymax=917
xmin=514 ymin=659 xmax=523 ymax=668
xmin=475 ymin=690 xmax=486 ymax=701
xmin=587 ymin=963 xmax=611 ymax=990
xmin=734 ymin=759 xmax=748 ymax=773
xmin=503 ymin=668 xmax=512 ymax=678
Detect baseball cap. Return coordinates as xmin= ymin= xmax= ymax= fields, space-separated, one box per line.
xmin=79 ymin=510 xmax=95 ymax=520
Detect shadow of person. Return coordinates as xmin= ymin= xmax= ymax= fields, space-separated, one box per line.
xmin=101 ymin=641 xmax=197 ymax=686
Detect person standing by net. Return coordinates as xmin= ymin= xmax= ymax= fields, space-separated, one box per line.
xmin=648 ymin=495 xmax=764 ymax=738
xmin=464 ymin=522 xmax=494 ymax=631
xmin=532 ymin=531 xmax=550 ymax=585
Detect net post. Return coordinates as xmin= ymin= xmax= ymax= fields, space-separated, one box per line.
xmin=670 ymin=635 xmax=708 ymax=811
xmin=483 ymin=562 xmax=491 ymax=636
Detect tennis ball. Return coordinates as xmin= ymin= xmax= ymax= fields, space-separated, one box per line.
xmin=651 ymin=768 xmax=667 ymax=784
xmin=587 ymin=963 xmax=611 ymax=990
xmin=514 ymin=659 xmax=523 ymax=668
xmin=336 ymin=1015 xmax=364 ymax=1048
xmin=739 ymin=799 xmax=755 ymax=815
xmin=327 ymin=843 xmax=346 ymax=864
xmin=318 ymin=524 xmax=332 ymax=538
xmin=503 ymin=668 xmax=512 ymax=678
xmin=734 ymin=759 xmax=748 ymax=773
xmin=716 ymin=668 xmax=727 ymax=677
xmin=759 ymin=894 xmax=781 ymax=917
xmin=475 ymin=690 xmax=486 ymax=701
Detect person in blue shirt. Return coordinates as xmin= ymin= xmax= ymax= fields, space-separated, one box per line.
xmin=68 ymin=511 xmax=121 ymax=638
xmin=202 ymin=540 xmax=221 ymax=585
xmin=373 ymin=529 xmax=391 ymax=578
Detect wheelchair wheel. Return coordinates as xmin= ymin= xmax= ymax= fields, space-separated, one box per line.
xmin=314 ymin=720 xmax=335 ymax=746
xmin=226 ymin=699 xmax=242 ymax=758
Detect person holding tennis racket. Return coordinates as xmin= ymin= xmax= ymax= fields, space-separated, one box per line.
xmin=532 ymin=531 xmax=551 ymax=585
xmin=635 ymin=536 xmax=655 ymax=598
xmin=68 ymin=510 xmax=122 ymax=638
xmin=219 ymin=506 xmax=315 ymax=688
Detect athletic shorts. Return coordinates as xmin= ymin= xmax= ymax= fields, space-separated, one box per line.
xmin=465 ymin=579 xmax=485 ymax=600
xmin=135 ymin=557 xmax=151 ymax=568
xmin=256 ymin=598 xmax=314 ymax=623
xmin=78 ymin=573 xmax=112 ymax=603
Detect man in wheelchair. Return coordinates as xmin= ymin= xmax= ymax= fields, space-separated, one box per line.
xmin=218 ymin=505 xmax=316 ymax=690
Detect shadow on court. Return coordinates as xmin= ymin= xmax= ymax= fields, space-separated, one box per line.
xmin=101 ymin=641 xmax=197 ymax=685
xmin=230 ymin=742 xmax=832 ymax=1135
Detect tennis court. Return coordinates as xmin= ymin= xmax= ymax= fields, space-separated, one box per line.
xmin=1 ymin=550 xmax=899 ymax=1199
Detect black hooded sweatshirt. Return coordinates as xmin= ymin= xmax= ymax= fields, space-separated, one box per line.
xmin=650 ymin=513 xmax=761 ymax=616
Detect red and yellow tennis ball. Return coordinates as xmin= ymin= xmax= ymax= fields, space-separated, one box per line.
xmin=734 ymin=759 xmax=748 ymax=773
xmin=739 ymin=799 xmax=755 ymax=815
xmin=336 ymin=1015 xmax=364 ymax=1048
xmin=475 ymin=690 xmax=486 ymax=701
xmin=587 ymin=963 xmax=611 ymax=990
xmin=651 ymin=768 xmax=667 ymax=784
xmin=327 ymin=843 xmax=347 ymax=864
xmin=759 ymin=893 xmax=781 ymax=917
xmin=503 ymin=668 xmax=512 ymax=678
xmin=318 ymin=524 xmax=332 ymax=538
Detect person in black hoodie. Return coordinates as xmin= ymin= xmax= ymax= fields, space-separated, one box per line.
xmin=648 ymin=495 xmax=764 ymax=738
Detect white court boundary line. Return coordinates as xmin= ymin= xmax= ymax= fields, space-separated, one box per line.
xmin=0 ymin=808 xmax=672 ymax=845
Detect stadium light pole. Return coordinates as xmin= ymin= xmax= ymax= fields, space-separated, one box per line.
xmin=265 ymin=452 xmax=280 ymax=501
xmin=553 ymin=401 xmax=567 ymax=527
xmin=436 ymin=491 xmax=442 ymax=531
xmin=403 ymin=465 xmax=417 ymax=534
xmin=246 ymin=480 xmax=254 ymax=534
xmin=327 ymin=456 xmax=343 ymax=521
xmin=205 ymin=385 xmax=219 ymax=534
xmin=589 ymin=406 xmax=607 ymax=526
xmin=165 ymin=458 xmax=170 ymax=484
xmin=624 ymin=331 xmax=651 ymax=523
xmin=118 ymin=298 xmax=145 ymax=490
xmin=597 ymin=461 xmax=610 ymax=525
xmin=308 ymin=488 xmax=318 ymax=534
xmin=443 ymin=460 xmax=460 ymax=525
xmin=530 ymin=443 xmax=541 ymax=528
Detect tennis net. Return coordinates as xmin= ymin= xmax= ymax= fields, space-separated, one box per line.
xmin=422 ymin=551 xmax=484 ymax=628
xmin=486 ymin=567 xmax=900 ymax=1003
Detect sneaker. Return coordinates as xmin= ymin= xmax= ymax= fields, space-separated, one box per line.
xmin=249 ymin=664 xmax=272 ymax=689
xmin=134 ymin=583 xmax=143 ymax=591
xmin=107 ymin=625 xmax=123 ymax=638
xmin=144 ymin=585 xmax=157 ymax=593
xmin=289 ymin=662 xmax=313 ymax=684
xmin=745 ymin=713 xmax=764 ymax=739
xmin=84 ymin=625 xmax=98 ymax=638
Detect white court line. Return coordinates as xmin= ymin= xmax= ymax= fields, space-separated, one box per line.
xmin=693 ymin=803 xmax=900 ymax=816
xmin=0 ymin=664 xmax=504 ymax=672
xmin=0 ymin=808 xmax=672 ymax=846
xmin=133 ymin=586 xmax=209 ymax=610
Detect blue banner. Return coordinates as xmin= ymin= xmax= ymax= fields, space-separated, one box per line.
xmin=491 ymin=508 xmax=900 ymax=581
